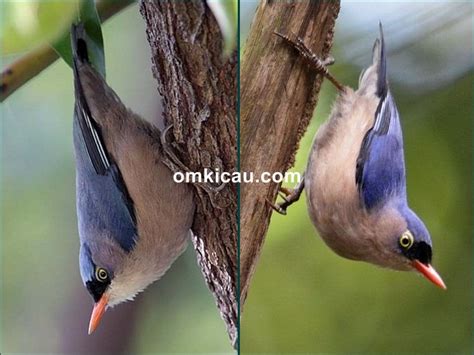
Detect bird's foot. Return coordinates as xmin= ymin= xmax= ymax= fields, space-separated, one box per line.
xmin=267 ymin=177 xmax=305 ymax=215
xmin=279 ymin=186 xmax=293 ymax=197
xmin=160 ymin=125 xmax=191 ymax=173
xmin=265 ymin=197 xmax=288 ymax=215
xmin=160 ymin=125 xmax=226 ymax=200
xmin=274 ymin=31 xmax=344 ymax=91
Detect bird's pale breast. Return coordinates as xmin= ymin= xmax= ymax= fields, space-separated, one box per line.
xmin=305 ymin=88 xmax=379 ymax=260
xmin=105 ymin=117 xmax=195 ymax=305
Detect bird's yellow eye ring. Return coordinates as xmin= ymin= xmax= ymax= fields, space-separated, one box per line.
xmin=95 ymin=267 xmax=109 ymax=282
xmin=399 ymin=231 xmax=414 ymax=249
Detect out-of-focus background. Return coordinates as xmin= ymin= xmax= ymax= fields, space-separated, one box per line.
xmin=1 ymin=2 xmax=232 ymax=353
xmin=240 ymin=1 xmax=472 ymax=354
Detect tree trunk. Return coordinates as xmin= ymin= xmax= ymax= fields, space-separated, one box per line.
xmin=140 ymin=0 xmax=237 ymax=346
xmin=240 ymin=0 xmax=340 ymax=307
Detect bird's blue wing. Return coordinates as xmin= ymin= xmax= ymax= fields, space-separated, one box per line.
xmin=73 ymin=108 xmax=138 ymax=253
xmin=72 ymin=24 xmax=137 ymax=252
xmin=355 ymin=92 xmax=406 ymax=210
xmin=355 ymin=24 xmax=406 ymax=210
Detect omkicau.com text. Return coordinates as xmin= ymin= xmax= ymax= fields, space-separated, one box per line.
xmin=173 ymin=169 xmax=301 ymax=184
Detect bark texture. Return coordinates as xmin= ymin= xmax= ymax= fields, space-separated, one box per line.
xmin=240 ymin=0 xmax=340 ymax=306
xmin=140 ymin=0 xmax=237 ymax=346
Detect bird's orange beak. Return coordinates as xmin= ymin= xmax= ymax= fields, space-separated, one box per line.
xmin=412 ymin=260 xmax=446 ymax=290
xmin=88 ymin=293 xmax=109 ymax=334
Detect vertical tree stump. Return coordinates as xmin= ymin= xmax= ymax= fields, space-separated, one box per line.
xmin=240 ymin=0 xmax=340 ymax=307
xmin=140 ymin=0 xmax=237 ymax=346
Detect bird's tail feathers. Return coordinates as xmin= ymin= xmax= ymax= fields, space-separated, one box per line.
xmin=357 ymin=22 xmax=388 ymax=97
xmin=375 ymin=22 xmax=387 ymax=97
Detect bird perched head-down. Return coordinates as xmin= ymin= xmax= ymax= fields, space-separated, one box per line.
xmin=303 ymin=24 xmax=445 ymax=289
xmin=71 ymin=24 xmax=195 ymax=333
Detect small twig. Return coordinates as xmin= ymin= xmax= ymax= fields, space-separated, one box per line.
xmin=1 ymin=0 xmax=135 ymax=103
xmin=1 ymin=47 xmax=58 ymax=102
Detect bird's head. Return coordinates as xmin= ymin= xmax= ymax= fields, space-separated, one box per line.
xmin=398 ymin=208 xmax=446 ymax=289
xmin=376 ymin=206 xmax=446 ymax=289
xmin=79 ymin=237 xmax=131 ymax=334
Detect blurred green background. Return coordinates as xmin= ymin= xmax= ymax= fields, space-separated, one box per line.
xmin=240 ymin=1 xmax=472 ymax=354
xmin=1 ymin=2 xmax=232 ymax=353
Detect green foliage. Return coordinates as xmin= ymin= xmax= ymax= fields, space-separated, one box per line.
xmin=53 ymin=0 xmax=106 ymax=77
xmin=207 ymin=0 xmax=238 ymax=55
xmin=0 ymin=0 xmax=79 ymax=55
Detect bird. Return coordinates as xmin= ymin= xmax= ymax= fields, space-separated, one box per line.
xmin=273 ymin=24 xmax=446 ymax=289
xmin=71 ymin=23 xmax=195 ymax=334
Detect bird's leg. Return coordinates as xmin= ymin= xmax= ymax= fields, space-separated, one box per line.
xmin=278 ymin=176 xmax=305 ymax=213
xmin=266 ymin=197 xmax=286 ymax=215
xmin=279 ymin=186 xmax=294 ymax=196
xmin=274 ymin=31 xmax=345 ymax=92
xmin=266 ymin=175 xmax=305 ymax=215
xmin=160 ymin=125 xmax=193 ymax=174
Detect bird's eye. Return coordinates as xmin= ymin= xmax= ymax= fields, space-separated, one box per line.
xmin=95 ymin=267 xmax=109 ymax=282
xmin=399 ymin=231 xmax=414 ymax=249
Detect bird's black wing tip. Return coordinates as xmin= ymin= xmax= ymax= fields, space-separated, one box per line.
xmin=378 ymin=21 xmax=385 ymax=50
xmin=71 ymin=23 xmax=90 ymax=64
xmin=376 ymin=20 xmax=387 ymax=98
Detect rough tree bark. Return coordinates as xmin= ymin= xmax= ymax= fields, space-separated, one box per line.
xmin=240 ymin=1 xmax=340 ymax=307
xmin=140 ymin=0 xmax=237 ymax=346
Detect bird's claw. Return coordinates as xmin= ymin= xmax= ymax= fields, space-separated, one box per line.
xmin=278 ymin=191 xmax=290 ymax=203
xmin=268 ymin=177 xmax=305 ymax=215
xmin=200 ymin=180 xmax=226 ymax=195
xmin=160 ymin=124 xmax=173 ymax=147
xmin=265 ymin=197 xmax=287 ymax=215
xmin=161 ymin=124 xmax=227 ymax=206
xmin=322 ymin=55 xmax=335 ymax=67
xmin=279 ymin=186 xmax=293 ymax=197
xmin=160 ymin=124 xmax=190 ymax=172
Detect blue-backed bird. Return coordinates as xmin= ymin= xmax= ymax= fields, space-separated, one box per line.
xmin=273 ymin=24 xmax=445 ymax=289
xmin=71 ymin=24 xmax=195 ymax=334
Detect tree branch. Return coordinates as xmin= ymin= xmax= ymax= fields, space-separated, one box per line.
xmin=240 ymin=0 xmax=340 ymax=307
xmin=0 ymin=0 xmax=134 ymax=103
xmin=140 ymin=0 xmax=237 ymax=346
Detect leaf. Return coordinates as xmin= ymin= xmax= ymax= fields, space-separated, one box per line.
xmin=53 ymin=0 xmax=106 ymax=78
xmin=0 ymin=0 xmax=79 ymax=55
xmin=207 ymin=0 xmax=237 ymax=55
